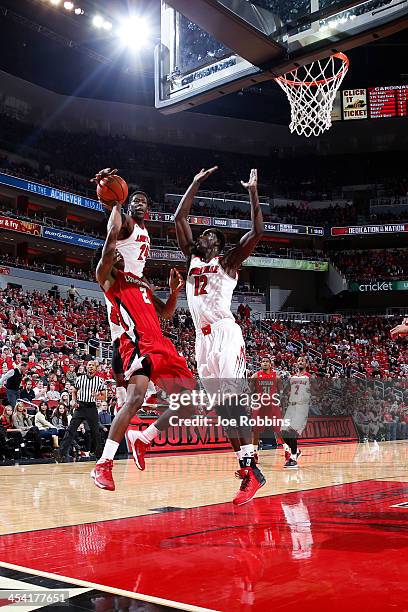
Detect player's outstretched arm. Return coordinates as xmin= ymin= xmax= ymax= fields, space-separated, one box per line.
xmin=151 ymin=269 xmax=185 ymax=320
xmin=96 ymin=203 xmax=122 ymax=290
xmin=222 ymin=169 xmax=263 ymax=273
xmin=91 ymin=167 xmax=134 ymax=240
xmin=390 ymin=322 xmax=408 ymax=339
xmin=175 ymin=167 xmax=218 ymax=256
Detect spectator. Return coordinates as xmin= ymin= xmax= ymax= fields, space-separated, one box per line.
xmin=20 ymin=379 xmax=35 ymax=403
xmin=0 ymin=362 xmax=28 ymax=407
xmin=34 ymin=402 xmax=59 ymax=448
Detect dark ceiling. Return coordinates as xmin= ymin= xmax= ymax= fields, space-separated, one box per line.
xmin=0 ymin=0 xmax=407 ymax=125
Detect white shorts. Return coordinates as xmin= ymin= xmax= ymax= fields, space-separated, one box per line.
xmin=282 ymin=402 xmax=310 ymax=435
xmin=196 ymin=319 xmax=246 ymax=394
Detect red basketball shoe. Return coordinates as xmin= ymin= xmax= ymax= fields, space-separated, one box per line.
xmin=128 ymin=431 xmax=150 ymax=471
xmin=233 ymin=467 xmax=266 ymax=506
xmin=91 ymin=459 xmax=115 ymax=491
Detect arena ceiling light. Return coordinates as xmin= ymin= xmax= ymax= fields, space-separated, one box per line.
xmin=49 ymin=0 xmax=61 ymax=5
xmin=116 ymin=16 xmax=150 ymax=51
xmin=92 ymin=15 xmax=112 ymax=30
xmin=63 ymin=1 xmax=74 ymax=9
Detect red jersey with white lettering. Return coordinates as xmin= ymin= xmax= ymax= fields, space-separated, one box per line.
xmin=254 ymin=369 xmax=278 ymax=397
xmin=116 ymin=222 xmax=150 ymax=277
xmin=105 ymin=270 xmax=195 ymax=393
xmin=253 ymin=369 xmax=281 ymax=427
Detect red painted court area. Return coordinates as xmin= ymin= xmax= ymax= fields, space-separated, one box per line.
xmin=1 ymin=480 xmax=407 ymax=611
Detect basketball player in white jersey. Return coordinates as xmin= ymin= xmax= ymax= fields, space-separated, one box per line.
xmin=281 ymin=356 xmax=311 ymax=469
xmin=175 ymin=166 xmax=266 ymax=506
xmin=92 ymin=168 xmax=151 ymax=278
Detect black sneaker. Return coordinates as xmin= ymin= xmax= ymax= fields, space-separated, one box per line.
xmin=252 ymin=465 xmax=266 ymax=487
xmin=284 ymin=458 xmax=298 ymax=469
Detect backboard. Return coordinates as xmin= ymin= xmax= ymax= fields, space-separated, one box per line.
xmin=155 ymin=0 xmax=408 ymax=113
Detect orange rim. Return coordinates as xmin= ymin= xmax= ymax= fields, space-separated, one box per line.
xmin=276 ymin=52 xmax=349 ymax=87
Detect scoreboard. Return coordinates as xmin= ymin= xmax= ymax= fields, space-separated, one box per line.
xmin=368 ymin=85 xmax=408 ymax=119
xmin=333 ymin=84 xmax=408 ymax=121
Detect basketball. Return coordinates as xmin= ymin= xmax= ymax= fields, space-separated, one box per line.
xmin=96 ymin=174 xmax=128 ymax=206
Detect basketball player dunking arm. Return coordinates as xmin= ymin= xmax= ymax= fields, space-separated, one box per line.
xmin=175 ymin=166 xmax=266 ymax=506
xmin=250 ymin=356 xmax=281 ymax=453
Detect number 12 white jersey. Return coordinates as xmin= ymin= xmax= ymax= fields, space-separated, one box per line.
xmin=186 ymin=255 xmax=237 ymax=330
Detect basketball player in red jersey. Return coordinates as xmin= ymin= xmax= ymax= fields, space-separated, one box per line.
xmin=251 ymin=356 xmax=281 ymax=453
xmin=91 ymin=202 xmax=197 ymax=491
xmin=175 ymin=166 xmax=266 ymax=506
xmin=92 ymin=168 xmax=153 ymax=410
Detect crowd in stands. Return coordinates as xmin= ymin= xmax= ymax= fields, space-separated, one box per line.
xmin=1 ymin=110 xmax=408 ymax=215
xmin=331 ymin=249 xmax=407 ymax=281
xmin=0 ymin=282 xmax=406 ymax=461
xmin=0 ymin=254 xmax=94 ymax=283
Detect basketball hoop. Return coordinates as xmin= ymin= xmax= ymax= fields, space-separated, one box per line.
xmin=275 ymin=52 xmax=349 ymax=138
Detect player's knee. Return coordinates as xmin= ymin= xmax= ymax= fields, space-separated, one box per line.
xmin=123 ymin=391 xmax=144 ymax=415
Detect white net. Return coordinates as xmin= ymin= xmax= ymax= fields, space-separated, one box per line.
xmin=275 ymin=53 xmax=349 ymax=138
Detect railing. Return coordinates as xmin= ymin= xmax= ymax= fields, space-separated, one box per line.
xmin=88 ymin=339 xmax=112 ymax=360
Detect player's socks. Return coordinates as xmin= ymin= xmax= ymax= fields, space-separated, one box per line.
xmin=240 ymin=444 xmax=255 ymax=458
xmin=97 ymin=439 xmax=119 ymax=463
xmin=139 ymin=423 xmax=160 ymax=443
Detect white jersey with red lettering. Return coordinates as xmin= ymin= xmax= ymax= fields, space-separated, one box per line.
xmin=289 ymin=372 xmax=311 ymax=405
xmin=186 ymin=255 xmax=246 ymax=383
xmin=283 ymin=371 xmax=311 ymax=434
xmin=116 ymin=221 xmax=150 ymax=277
xmin=104 ymin=295 xmax=123 ymax=342
xmin=186 ymin=255 xmax=236 ymax=329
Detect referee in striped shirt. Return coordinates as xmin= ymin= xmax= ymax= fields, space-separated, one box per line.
xmin=55 ymin=361 xmax=106 ymax=462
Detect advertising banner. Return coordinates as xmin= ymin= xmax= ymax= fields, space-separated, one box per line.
xmin=0 ymin=172 xmax=102 ymax=211
xmin=332 ymin=223 xmax=408 ymax=236
xmin=149 ymin=249 xmax=186 ymax=262
xmin=128 ymin=419 xmax=231 ymax=453
xmin=243 ymin=257 xmax=328 ymax=271
xmin=0 ymin=215 xmax=42 ymax=236
xmin=350 ymin=280 xmax=408 ymax=292
xmin=42 ymin=227 xmax=104 ymax=249
xmin=342 ymin=89 xmax=368 ymax=120
xmin=300 ymin=416 xmax=358 ymax=442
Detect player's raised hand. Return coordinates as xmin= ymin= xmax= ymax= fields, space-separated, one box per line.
xmin=193 ymin=166 xmax=218 ymax=185
xmin=390 ymin=323 xmax=408 ymax=339
xmin=241 ymin=168 xmax=258 ymax=193
xmin=90 ymin=168 xmax=118 ymax=184
xmin=169 ymin=268 xmax=185 ymax=293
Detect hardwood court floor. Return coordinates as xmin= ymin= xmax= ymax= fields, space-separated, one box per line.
xmin=0 ymin=441 xmax=407 ymax=611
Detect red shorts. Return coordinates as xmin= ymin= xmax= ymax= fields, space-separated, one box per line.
xmin=120 ymin=333 xmax=196 ymax=394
